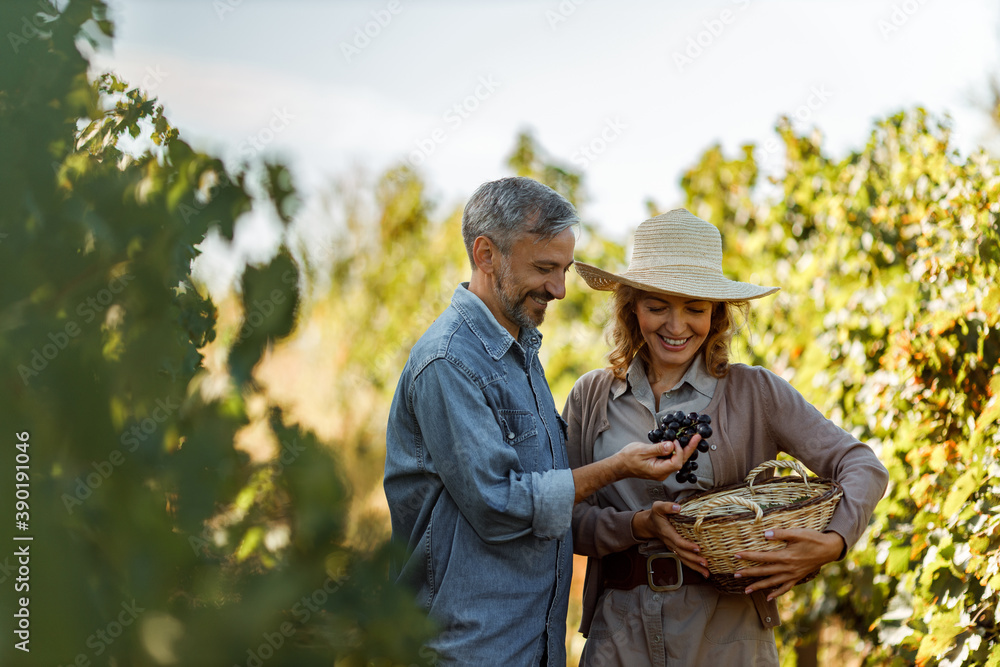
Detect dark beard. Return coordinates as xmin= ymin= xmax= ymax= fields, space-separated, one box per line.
xmin=495 ymin=257 xmax=545 ymax=332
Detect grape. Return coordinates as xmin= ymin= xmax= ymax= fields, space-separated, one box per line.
xmin=649 ymin=410 xmax=715 ymax=485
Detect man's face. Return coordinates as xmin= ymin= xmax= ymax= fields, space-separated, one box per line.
xmin=492 ymin=227 xmax=575 ymax=334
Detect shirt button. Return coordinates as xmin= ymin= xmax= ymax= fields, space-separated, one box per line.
xmin=507 ymin=432 xmax=515 ymax=440
xmin=653 ymin=634 xmax=662 ymax=643
xmin=710 ymin=445 xmax=717 ymax=450
xmin=653 ymin=594 xmax=661 ymax=602
xmin=765 ymin=616 xmax=772 ymax=623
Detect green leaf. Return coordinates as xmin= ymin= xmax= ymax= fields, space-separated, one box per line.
xmin=942 ymin=468 xmax=985 ymax=518
xmin=916 ymin=607 xmax=963 ymax=662
xmin=886 ymin=545 xmax=913 ymax=577
xmin=236 ymin=525 xmax=264 ymax=562
xmin=986 ymin=640 xmax=1000 ymax=667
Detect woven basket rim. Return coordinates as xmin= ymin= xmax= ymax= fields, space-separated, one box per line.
xmin=670 ymin=476 xmax=844 ymax=527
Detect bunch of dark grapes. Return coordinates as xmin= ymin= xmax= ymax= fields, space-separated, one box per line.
xmin=647 ymin=411 xmax=713 ymax=484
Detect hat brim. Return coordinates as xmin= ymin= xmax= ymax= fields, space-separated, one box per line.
xmin=574 ymin=261 xmax=779 ymax=302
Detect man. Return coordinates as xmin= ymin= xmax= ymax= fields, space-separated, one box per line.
xmin=384 ymin=177 xmax=695 ymax=665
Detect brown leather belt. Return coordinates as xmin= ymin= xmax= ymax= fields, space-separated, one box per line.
xmin=602 ymin=545 xmax=709 ymax=591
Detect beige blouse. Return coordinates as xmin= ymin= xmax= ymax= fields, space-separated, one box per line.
xmin=593 ymin=355 xmax=718 ymax=512
xmin=563 ymin=361 xmax=889 ymax=663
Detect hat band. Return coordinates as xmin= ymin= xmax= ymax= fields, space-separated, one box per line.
xmin=574 ymin=259 xmax=779 ymax=301
xmin=624 ymin=265 xmax=724 ymax=281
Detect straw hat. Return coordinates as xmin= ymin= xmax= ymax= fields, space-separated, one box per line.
xmin=574 ymin=209 xmax=779 ymax=302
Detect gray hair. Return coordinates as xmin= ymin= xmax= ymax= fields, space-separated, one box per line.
xmin=461 ymin=177 xmax=579 ymax=266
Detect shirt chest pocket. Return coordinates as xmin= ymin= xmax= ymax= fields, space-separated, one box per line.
xmin=498 ymin=409 xmax=540 ymax=472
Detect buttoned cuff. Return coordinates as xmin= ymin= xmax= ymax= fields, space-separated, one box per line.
xmin=823 ymin=529 xmax=848 ymax=560
xmin=530 ymin=469 xmax=575 ymax=539
xmin=629 ymin=510 xmax=641 ymax=543
xmin=823 ymin=512 xmax=857 ymax=559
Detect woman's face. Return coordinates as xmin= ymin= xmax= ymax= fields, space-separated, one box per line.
xmin=634 ymin=292 xmax=713 ymax=375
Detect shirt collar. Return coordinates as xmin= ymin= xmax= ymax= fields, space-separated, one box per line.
xmin=612 ymin=354 xmax=716 ymax=401
xmin=682 ymin=355 xmax=717 ymax=399
xmin=451 ymin=283 xmax=542 ymax=360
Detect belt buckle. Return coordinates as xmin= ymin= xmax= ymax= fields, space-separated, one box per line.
xmin=647 ymin=552 xmax=683 ymax=592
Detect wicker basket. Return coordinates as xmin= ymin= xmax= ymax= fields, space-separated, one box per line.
xmin=667 ymin=460 xmax=843 ymax=594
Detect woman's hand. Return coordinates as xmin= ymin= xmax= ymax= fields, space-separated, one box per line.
xmin=613 ymin=434 xmax=701 ymax=481
xmin=733 ymin=528 xmax=845 ymax=600
xmin=631 ymin=500 xmax=710 ymax=577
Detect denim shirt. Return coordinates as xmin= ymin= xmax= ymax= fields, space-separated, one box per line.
xmin=385 ymin=283 xmax=576 ymax=666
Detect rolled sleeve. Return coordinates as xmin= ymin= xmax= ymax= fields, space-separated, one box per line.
xmin=530 ymin=468 xmax=575 ymax=539
xmin=413 ymin=358 xmax=572 ymax=543
xmin=758 ymin=369 xmax=889 ymax=549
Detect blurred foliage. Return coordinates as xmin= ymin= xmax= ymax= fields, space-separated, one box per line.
xmin=4 ymin=2 xmax=1000 ymax=667
xmin=0 ymin=1 xmax=433 ymax=665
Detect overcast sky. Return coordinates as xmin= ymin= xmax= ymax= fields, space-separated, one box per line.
xmin=92 ymin=0 xmax=1000 ymax=295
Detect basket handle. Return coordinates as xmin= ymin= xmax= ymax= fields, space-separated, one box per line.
xmin=744 ymin=460 xmax=811 ymax=494
xmin=691 ymin=494 xmax=764 ymax=532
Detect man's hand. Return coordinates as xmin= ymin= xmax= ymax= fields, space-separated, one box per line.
xmin=572 ymin=435 xmax=700 ymax=504
xmin=612 ymin=434 xmax=701 ymax=481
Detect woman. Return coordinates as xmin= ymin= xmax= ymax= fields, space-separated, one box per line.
xmin=563 ymin=209 xmax=888 ymax=666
